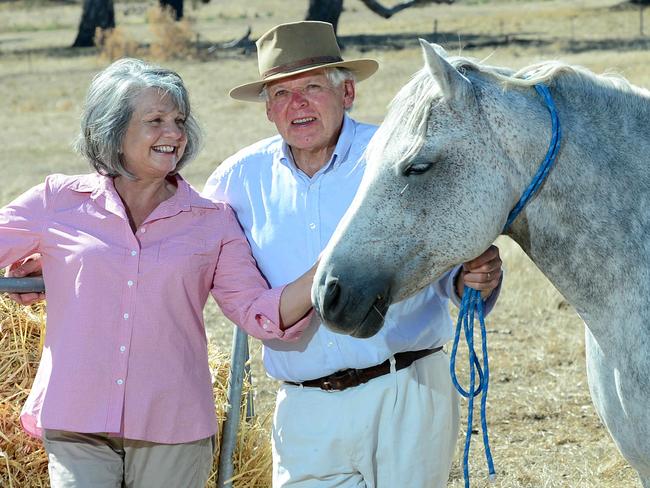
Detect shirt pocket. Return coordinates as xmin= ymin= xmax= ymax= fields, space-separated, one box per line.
xmin=157 ymin=235 xmax=213 ymax=271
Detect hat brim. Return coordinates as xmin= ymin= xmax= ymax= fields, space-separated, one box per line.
xmin=229 ymin=58 xmax=379 ymax=102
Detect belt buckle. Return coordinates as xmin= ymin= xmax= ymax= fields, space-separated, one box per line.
xmin=322 ymin=368 xmax=360 ymax=391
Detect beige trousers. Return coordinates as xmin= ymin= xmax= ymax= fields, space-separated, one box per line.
xmin=272 ymin=350 xmax=460 ymax=488
xmin=43 ymin=430 xmax=215 ymax=488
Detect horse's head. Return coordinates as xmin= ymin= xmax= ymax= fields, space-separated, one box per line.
xmin=313 ymin=41 xmax=550 ymax=337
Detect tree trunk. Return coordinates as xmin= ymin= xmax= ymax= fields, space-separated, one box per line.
xmin=304 ymin=0 xmax=453 ymax=34
xmin=306 ymin=0 xmax=344 ymax=34
xmin=72 ymin=0 xmax=115 ymax=47
xmin=160 ymin=0 xmax=184 ymax=20
xmin=359 ymin=0 xmax=428 ymax=19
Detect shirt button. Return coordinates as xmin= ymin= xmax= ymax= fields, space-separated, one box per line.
xmin=327 ymin=342 xmax=334 ymax=348
xmin=120 ymin=346 xmax=126 ymax=352
xmin=127 ymin=280 xmax=134 ymax=287
xmin=309 ymin=223 xmax=316 ymax=230
xmin=131 ymin=250 xmax=137 ymax=256
xmin=140 ymin=227 xmax=146 ymax=233
xmin=116 ymin=379 xmax=124 ymax=385
xmin=123 ymin=313 xmax=129 ymax=320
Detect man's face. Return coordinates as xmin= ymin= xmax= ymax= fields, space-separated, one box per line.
xmin=265 ymin=70 xmax=355 ymax=156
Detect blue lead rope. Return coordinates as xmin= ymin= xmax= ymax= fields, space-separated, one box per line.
xmin=449 ymin=83 xmax=561 ymax=488
xmin=504 ymin=85 xmax=563 ymax=230
xmin=450 ymin=289 xmax=494 ymax=487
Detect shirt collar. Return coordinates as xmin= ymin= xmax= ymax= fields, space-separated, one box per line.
xmin=74 ymin=173 xmax=213 ymax=220
xmin=279 ymin=114 xmax=357 ymax=177
xmin=164 ymin=174 xmax=217 ymax=211
xmin=330 ymin=114 xmax=355 ymax=170
xmin=73 ymin=173 xmax=125 ymax=217
xmin=67 ymin=172 xmax=102 ymax=193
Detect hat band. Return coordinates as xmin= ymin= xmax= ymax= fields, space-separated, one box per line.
xmin=262 ymin=55 xmax=343 ymax=79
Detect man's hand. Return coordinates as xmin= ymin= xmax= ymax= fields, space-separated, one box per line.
xmin=455 ymin=245 xmax=502 ymax=299
xmin=6 ymin=254 xmax=45 ymax=305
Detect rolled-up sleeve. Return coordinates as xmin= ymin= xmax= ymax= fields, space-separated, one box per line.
xmin=210 ymin=206 xmax=312 ymax=342
xmin=442 ymin=265 xmax=503 ymax=315
xmin=0 ymin=182 xmax=48 ymax=268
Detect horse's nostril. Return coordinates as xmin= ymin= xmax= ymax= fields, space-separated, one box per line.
xmin=323 ymin=278 xmax=340 ymax=309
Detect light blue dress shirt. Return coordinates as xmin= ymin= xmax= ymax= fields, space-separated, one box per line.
xmin=204 ymin=115 xmax=495 ymax=382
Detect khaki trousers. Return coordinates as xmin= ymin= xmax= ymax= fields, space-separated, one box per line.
xmin=43 ymin=430 xmax=215 ymax=488
xmin=272 ymin=351 xmax=460 ymax=488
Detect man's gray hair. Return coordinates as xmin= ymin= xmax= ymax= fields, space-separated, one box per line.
xmin=74 ymin=58 xmax=202 ymax=179
xmin=325 ymin=67 xmax=356 ymax=87
xmin=259 ymin=67 xmax=356 ymax=102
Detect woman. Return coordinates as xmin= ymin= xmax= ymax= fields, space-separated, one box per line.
xmin=0 ymin=58 xmax=314 ymax=487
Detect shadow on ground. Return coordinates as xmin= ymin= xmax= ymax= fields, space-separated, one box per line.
xmin=338 ymin=31 xmax=650 ymax=54
xmin=214 ymin=30 xmax=650 ymax=57
xmin=5 ymin=30 xmax=650 ymax=62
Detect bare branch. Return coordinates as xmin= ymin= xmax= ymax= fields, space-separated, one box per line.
xmin=221 ymin=26 xmax=252 ymax=49
xmin=358 ymin=0 xmax=454 ymax=19
xmin=207 ymin=26 xmax=253 ymax=54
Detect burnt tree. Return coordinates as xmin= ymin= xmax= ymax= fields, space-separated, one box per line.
xmin=72 ymin=0 xmax=115 ymax=47
xmin=306 ymin=0 xmax=454 ymax=34
xmin=72 ymin=0 xmax=186 ymax=49
xmin=306 ymin=0 xmax=344 ymax=32
xmin=159 ymin=0 xmax=184 ymax=20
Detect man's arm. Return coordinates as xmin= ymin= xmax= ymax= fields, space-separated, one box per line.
xmin=455 ymin=244 xmax=503 ymax=299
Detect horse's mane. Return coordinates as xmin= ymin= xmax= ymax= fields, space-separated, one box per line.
xmin=366 ymin=52 xmax=647 ymax=168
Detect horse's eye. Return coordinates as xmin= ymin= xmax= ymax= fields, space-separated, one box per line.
xmin=403 ymin=162 xmax=433 ymax=176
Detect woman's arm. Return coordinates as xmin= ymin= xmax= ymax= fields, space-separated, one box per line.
xmin=210 ymin=205 xmax=314 ymax=342
xmin=279 ymin=262 xmax=317 ymax=330
xmin=0 ymin=182 xmax=48 ymax=270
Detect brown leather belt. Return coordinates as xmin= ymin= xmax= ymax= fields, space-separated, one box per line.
xmin=284 ymin=347 xmax=442 ymax=392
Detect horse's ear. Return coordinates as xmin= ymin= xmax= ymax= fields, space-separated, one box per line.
xmin=418 ymin=39 xmax=472 ymax=101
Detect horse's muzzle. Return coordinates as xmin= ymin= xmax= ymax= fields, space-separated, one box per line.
xmin=312 ymin=272 xmax=392 ymax=338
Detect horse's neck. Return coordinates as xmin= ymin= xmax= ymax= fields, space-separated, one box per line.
xmin=505 ymin=79 xmax=650 ymax=336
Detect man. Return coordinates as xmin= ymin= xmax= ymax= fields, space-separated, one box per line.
xmin=203 ymin=21 xmax=503 ymax=487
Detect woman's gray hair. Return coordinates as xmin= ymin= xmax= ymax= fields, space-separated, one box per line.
xmin=74 ymin=58 xmax=202 ymax=179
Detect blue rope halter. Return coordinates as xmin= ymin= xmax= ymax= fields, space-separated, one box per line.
xmin=449 ymin=83 xmax=562 ymax=488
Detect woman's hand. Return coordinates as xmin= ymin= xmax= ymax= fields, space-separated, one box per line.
xmin=6 ymin=254 xmax=45 ymax=305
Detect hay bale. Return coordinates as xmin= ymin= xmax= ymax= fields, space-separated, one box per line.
xmin=0 ymin=295 xmax=272 ymax=487
xmin=208 ymin=349 xmax=273 ymax=488
xmin=0 ymin=296 xmax=46 ymax=488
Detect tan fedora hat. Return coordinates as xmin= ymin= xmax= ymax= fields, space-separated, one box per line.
xmin=229 ymin=21 xmax=379 ymax=102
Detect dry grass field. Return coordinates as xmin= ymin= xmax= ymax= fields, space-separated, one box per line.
xmin=1 ymin=0 xmax=649 ymax=486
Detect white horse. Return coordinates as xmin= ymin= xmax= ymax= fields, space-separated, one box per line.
xmin=312 ymin=41 xmax=650 ymax=486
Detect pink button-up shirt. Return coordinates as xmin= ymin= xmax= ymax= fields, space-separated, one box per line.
xmin=0 ymin=173 xmax=310 ymax=444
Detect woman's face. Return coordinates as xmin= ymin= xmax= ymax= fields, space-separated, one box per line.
xmin=121 ymin=87 xmax=188 ymax=180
